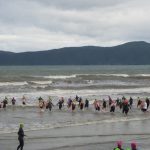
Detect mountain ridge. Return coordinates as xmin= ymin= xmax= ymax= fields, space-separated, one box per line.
xmin=0 ymin=41 xmax=150 ymax=65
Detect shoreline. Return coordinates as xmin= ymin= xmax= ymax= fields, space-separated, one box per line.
xmin=1 ymin=120 xmax=150 ymax=150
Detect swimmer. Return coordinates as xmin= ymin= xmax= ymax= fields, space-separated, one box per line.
xmin=122 ymin=99 xmax=129 ymax=115
xmin=84 ymin=99 xmax=89 ymax=109
xmin=46 ymin=99 xmax=54 ymax=111
xmin=11 ymin=97 xmax=16 ymax=105
xmin=102 ymin=99 xmax=107 ymax=111
xmin=3 ymin=97 xmax=8 ymax=108
xmin=110 ymin=101 xmax=116 ymax=113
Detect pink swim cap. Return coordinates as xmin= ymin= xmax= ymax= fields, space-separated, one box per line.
xmin=116 ymin=141 xmax=123 ymax=148
xmin=131 ymin=142 xmax=137 ymax=148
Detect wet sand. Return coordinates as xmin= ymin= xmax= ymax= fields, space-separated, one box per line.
xmin=1 ymin=114 xmax=150 ymax=150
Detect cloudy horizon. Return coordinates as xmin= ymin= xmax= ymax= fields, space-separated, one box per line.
xmin=0 ymin=0 xmax=149 ymax=52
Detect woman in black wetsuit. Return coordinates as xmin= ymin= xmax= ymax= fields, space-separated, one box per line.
xmin=3 ymin=97 xmax=8 ymax=108
xmin=17 ymin=124 xmax=25 ymax=150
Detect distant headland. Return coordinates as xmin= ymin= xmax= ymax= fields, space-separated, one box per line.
xmin=0 ymin=41 xmax=150 ymax=65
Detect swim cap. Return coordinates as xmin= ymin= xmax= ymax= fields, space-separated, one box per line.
xmin=20 ymin=123 xmax=24 ymax=128
xmin=114 ymin=148 xmax=120 ymax=150
xmin=131 ymin=142 xmax=137 ymax=149
xmin=126 ymin=148 xmax=131 ymax=150
xmin=116 ymin=141 xmax=123 ymax=148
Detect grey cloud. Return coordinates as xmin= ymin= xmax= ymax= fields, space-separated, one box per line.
xmin=0 ymin=0 xmax=150 ymax=52
xmin=30 ymin=0 xmax=127 ymax=10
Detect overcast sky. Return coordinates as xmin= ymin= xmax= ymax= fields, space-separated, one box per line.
xmin=0 ymin=0 xmax=149 ymax=52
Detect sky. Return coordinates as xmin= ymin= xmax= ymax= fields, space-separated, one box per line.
xmin=0 ymin=0 xmax=150 ymax=52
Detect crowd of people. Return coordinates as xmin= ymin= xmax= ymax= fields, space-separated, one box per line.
xmin=2 ymin=95 xmax=145 ymax=150
xmin=0 ymin=95 xmax=149 ymax=115
xmin=37 ymin=95 xmax=150 ymax=115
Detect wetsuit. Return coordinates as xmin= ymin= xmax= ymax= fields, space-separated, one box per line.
xmin=119 ymin=100 xmax=123 ymax=109
xmin=67 ymin=99 xmax=72 ymax=108
xmin=47 ymin=101 xmax=54 ymax=111
xmin=17 ymin=127 xmax=25 ymax=150
xmin=110 ymin=105 xmax=115 ymax=112
xmin=122 ymin=103 xmax=129 ymax=115
xmin=3 ymin=100 xmax=8 ymax=108
xmin=129 ymin=97 xmax=133 ymax=109
xmin=146 ymin=98 xmax=150 ymax=109
xmin=72 ymin=102 xmax=76 ymax=111
xmin=103 ymin=100 xmax=107 ymax=109
xmin=116 ymin=99 xmax=120 ymax=106
xmin=12 ymin=98 xmax=16 ymax=105
xmin=85 ymin=99 xmax=89 ymax=108
xmin=58 ymin=101 xmax=63 ymax=110
xmin=80 ymin=102 xmax=84 ymax=110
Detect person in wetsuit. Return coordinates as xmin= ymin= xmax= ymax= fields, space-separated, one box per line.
xmin=122 ymin=99 xmax=129 ymax=115
xmin=3 ymin=97 xmax=8 ymax=108
xmin=146 ymin=97 xmax=150 ymax=109
xmin=12 ymin=97 xmax=16 ymax=105
xmin=46 ymin=99 xmax=54 ymax=111
xmin=84 ymin=99 xmax=89 ymax=109
xmin=71 ymin=100 xmax=76 ymax=112
xmin=129 ymin=97 xmax=133 ymax=109
xmin=17 ymin=124 xmax=25 ymax=150
xmin=57 ymin=99 xmax=63 ymax=110
xmin=110 ymin=101 xmax=116 ymax=112
xmin=102 ymin=99 xmax=107 ymax=110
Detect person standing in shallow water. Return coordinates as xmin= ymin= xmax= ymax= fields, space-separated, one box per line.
xmin=3 ymin=97 xmax=8 ymax=108
xmin=17 ymin=124 xmax=25 ymax=150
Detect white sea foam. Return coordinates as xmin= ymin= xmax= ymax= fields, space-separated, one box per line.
xmin=0 ymin=81 xmax=28 ymax=86
xmin=31 ymin=73 xmax=150 ymax=80
xmin=0 ymin=86 xmax=150 ymax=106
xmin=97 ymin=74 xmax=129 ymax=77
xmin=30 ymin=81 xmax=52 ymax=85
xmin=135 ymin=74 xmax=150 ymax=77
xmin=43 ymin=75 xmax=77 ymax=79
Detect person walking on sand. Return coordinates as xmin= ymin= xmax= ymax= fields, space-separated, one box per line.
xmin=17 ymin=123 xmax=25 ymax=150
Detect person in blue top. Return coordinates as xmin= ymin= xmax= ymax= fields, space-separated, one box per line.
xmin=17 ymin=123 xmax=25 ymax=150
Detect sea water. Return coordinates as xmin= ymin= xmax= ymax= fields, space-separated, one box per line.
xmin=0 ymin=65 xmax=150 ymax=101
xmin=0 ymin=65 xmax=150 ymax=149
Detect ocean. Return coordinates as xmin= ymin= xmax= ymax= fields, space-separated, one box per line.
xmin=0 ymin=65 xmax=150 ymax=150
xmin=1 ymin=65 xmax=150 ymax=101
